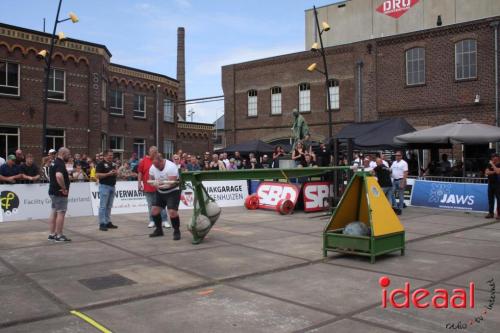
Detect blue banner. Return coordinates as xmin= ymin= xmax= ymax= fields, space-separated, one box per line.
xmin=410 ymin=180 xmax=488 ymax=212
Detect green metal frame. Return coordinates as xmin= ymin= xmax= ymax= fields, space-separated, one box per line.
xmin=322 ymin=172 xmax=405 ymax=263
xmin=180 ymin=167 xmax=350 ymax=244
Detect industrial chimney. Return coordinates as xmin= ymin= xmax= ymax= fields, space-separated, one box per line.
xmin=177 ymin=27 xmax=186 ymax=121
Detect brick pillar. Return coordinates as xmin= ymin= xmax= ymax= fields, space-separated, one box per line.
xmin=177 ymin=27 xmax=186 ymax=121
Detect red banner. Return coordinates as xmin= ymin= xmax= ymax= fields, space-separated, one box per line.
xmin=303 ymin=182 xmax=333 ymax=212
xmin=256 ymin=182 xmax=300 ymax=210
xmin=376 ymin=0 xmax=419 ymax=19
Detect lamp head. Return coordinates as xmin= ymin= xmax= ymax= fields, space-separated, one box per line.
xmin=321 ymin=22 xmax=331 ymax=32
xmin=37 ymin=49 xmax=48 ymax=58
xmin=69 ymin=12 xmax=79 ymax=23
xmin=57 ymin=32 xmax=66 ymax=41
xmin=307 ymin=63 xmax=317 ymax=72
xmin=310 ymin=42 xmax=319 ymax=52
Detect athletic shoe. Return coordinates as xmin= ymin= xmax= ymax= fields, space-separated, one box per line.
xmin=149 ymin=229 xmax=164 ymax=238
xmin=163 ymin=221 xmax=171 ymax=229
xmin=55 ymin=234 xmax=72 ymax=242
xmin=107 ymin=223 xmax=118 ymax=229
xmin=148 ymin=221 xmax=155 ymax=228
xmin=485 ymin=213 xmax=494 ymax=219
xmin=173 ymin=230 xmax=181 ymax=241
xmin=48 ymin=234 xmax=56 ymax=241
xmin=99 ymin=226 xmax=108 ymax=231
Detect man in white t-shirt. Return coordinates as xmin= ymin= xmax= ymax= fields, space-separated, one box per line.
xmin=148 ymin=154 xmax=182 ymax=240
xmin=390 ymin=151 xmax=408 ymax=215
xmin=0 ymin=156 xmax=5 ymax=168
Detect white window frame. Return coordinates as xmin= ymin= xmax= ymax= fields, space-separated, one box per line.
xmin=133 ymin=138 xmax=146 ymax=158
xmin=163 ymin=139 xmax=174 ymax=158
xmin=110 ymin=89 xmax=124 ymax=115
xmin=328 ymin=79 xmax=340 ymax=110
xmin=109 ymin=135 xmax=124 ymax=151
xmin=298 ymin=83 xmax=310 ymax=113
xmin=247 ymin=90 xmax=258 ymax=117
xmin=0 ymin=61 xmax=20 ymax=97
xmin=0 ymin=127 xmax=20 ymax=159
xmin=455 ymin=39 xmax=477 ymax=80
xmin=133 ymin=94 xmax=146 ymax=118
xmin=271 ymin=87 xmax=282 ymax=115
xmin=46 ymin=129 xmax=65 ymax=151
xmin=163 ymin=98 xmax=174 ymax=122
xmin=48 ymin=68 xmax=66 ymax=101
xmin=406 ymin=47 xmax=425 ymax=86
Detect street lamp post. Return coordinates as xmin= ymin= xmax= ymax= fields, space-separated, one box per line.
xmin=308 ymin=5 xmax=333 ymax=139
xmin=38 ymin=0 xmax=78 ymax=155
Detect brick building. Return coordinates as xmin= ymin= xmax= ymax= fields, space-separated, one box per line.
xmin=0 ymin=22 xmax=212 ymax=161
xmin=222 ymin=6 xmax=500 ymax=158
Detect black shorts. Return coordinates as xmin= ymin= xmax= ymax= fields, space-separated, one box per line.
xmin=152 ymin=190 xmax=181 ymax=210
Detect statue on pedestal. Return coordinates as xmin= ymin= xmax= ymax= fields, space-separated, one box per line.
xmin=291 ymin=108 xmax=310 ymax=150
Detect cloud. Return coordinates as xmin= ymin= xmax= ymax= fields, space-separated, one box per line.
xmin=174 ymin=0 xmax=192 ymax=9
xmin=194 ymin=43 xmax=303 ymax=76
xmin=185 ymin=99 xmax=224 ymax=124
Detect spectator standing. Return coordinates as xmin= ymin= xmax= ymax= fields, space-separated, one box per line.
xmin=137 ymin=146 xmax=170 ymax=229
xmin=0 ymin=156 xmax=5 ymax=167
xmin=210 ymin=154 xmax=226 ymax=170
xmin=47 ymin=149 xmax=56 ymax=162
xmin=88 ymin=162 xmax=97 ymax=182
xmin=485 ymin=154 xmax=500 ymax=219
xmin=247 ymin=157 xmax=261 ymax=169
xmin=148 ymin=154 xmax=182 ymax=240
xmin=72 ymin=164 xmax=88 ymax=182
xmin=118 ymin=162 xmax=136 ymax=181
xmin=129 ymin=152 xmax=139 ymax=173
xmin=272 ymin=146 xmax=285 ymax=168
xmin=390 ymin=151 xmax=408 ymax=215
xmin=316 ymin=142 xmax=331 ymax=167
xmin=15 ymin=149 xmax=25 ymax=165
xmin=66 ymin=157 xmax=75 ymax=180
xmin=41 ymin=157 xmax=53 ymax=182
xmin=20 ymin=154 xmax=40 ymax=183
xmin=0 ymin=155 xmax=23 ymax=184
xmin=95 ymin=151 xmax=119 ymax=231
xmin=234 ymin=151 xmax=243 ymax=169
xmin=261 ymin=155 xmax=272 ymax=168
xmin=292 ymin=141 xmax=307 ymax=167
xmin=373 ymin=158 xmax=393 ymax=202
xmin=47 ymin=147 xmax=72 ymax=242
xmin=221 ymin=153 xmax=230 ymax=169
xmin=186 ymin=156 xmax=201 ymax=171
xmin=439 ymin=154 xmax=452 ymax=176
xmin=200 ymin=152 xmax=211 ymax=169
xmin=227 ymin=158 xmax=238 ymax=170
xmin=78 ymin=153 xmax=90 ymax=174
xmin=304 ymin=154 xmax=317 ymax=167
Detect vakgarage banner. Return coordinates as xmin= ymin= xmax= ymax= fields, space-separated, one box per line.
xmin=179 ymin=180 xmax=248 ymax=209
xmin=410 ymin=180 xmax=488 ymax=212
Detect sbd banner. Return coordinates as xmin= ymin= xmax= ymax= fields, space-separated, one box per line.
xmin=410 ymin=180 xmax=488 ymax=212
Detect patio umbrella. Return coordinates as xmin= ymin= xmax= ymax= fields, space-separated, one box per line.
xmin=394 ymin=119 xmax=500 ymax=145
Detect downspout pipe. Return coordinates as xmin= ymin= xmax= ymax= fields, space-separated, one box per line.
xmin=356 ymin=61 xmax=364 ymax=122
xmin=491 ymin=21 xmax=499 ymax=152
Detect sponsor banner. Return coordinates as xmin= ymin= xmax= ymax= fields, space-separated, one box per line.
xmin=0 ymin=183 xmax=92 ymax=221
xmin=256 ymin=181 xmax=301 ymax=210
xmin=404 ymin=178 xmax=415 ymax=206
xmin=376 ymin=0 xmax=419 ymax=19
xmin=410 ymin=180 xmax=488 ymax=212
xmin=179 ymin=180 xmax=248 ymax=209
xmin=89 ymin=181 xmax=148 ymax=216
xmin=303 ymin=182 xmax=333 ymax=212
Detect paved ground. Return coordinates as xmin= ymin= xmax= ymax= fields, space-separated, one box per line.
xmin=0 ymin=206 xmax=499 ymax=333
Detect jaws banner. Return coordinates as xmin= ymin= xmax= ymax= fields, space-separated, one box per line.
xmin=410 ymin=180 xmax=488 ymax=212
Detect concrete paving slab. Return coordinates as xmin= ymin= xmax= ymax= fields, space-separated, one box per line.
xmin=407 ymin=236 xmax=500 ymax=260
xmin=448 ymin=227 xmax=500 ymax=243
xmin=0 ymin=220 xmax=48 ymax=233
xmin=208 ymin=224 xmax=299 ymax=244
xmin=355 ymin=283 xmax=500 ymax=333
xmin=0 ymin=230 xmax=91 ymax=250
xmin=242 ymin=234 xmax=325 ymax=261
xmin=405 ymin=232 xmax=429 ymax=241
xmin=85 ymin=284 xmax=334 ymax=333
xmin=28 ymin=258 xmax=208 ymax=308
xmin=304 ymin=318 xmax=399 ymax=333
xmin=404 ymin=214 xmax=488 ymax=226
xmin=152 ymin=245 xmax=306 ymax=280
xmin=0 ymin=275 xmax=63 ymax=326
xmin=481 ymin=222 xmax=500 ymax=230
xmin=445 ymin=262 xmax=500 ymax=293
xmin=402 ymin=221 xmax=467 ymax=235
xmin=0 ymin=315 xmax=97 ymax=333
xmin=0 ymin=241 xmax=136 ymax=273
xmin=103 ymin=234 xmax=229 ymax=256
xmin=231 ymin=263 xmax=428 ymax=315
xmin=65 ymin=223 xmax=149 ymax=240
xmin=328 ymin=249 xmax=489 ymax=281
xmin=0 ymin=261 xmax=13 ymax=277
xmin=259 ymin=219 xmax=327 ymax=235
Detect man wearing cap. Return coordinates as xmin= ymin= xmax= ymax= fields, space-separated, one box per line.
xmin=48 ymin=149 xmax=57 ymax=161
xmin=47 ymin=147 xmax=72 ymax=242
xmin=0 ymin=155 xmax=23 ymax=184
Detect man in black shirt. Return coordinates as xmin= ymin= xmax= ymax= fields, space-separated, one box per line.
xmin=316 ymin=142 xmax=331 ymax=167
xmin=485 ymin=154 xmax=500 ymax=219
xmin=48 ymin=147 xmax=72 ymax=242
xmin=373 ymin=158 xmax=393 ymax=203
xmin=20 ymin=154 xmax=40 ymax=183
xmin=96 ymin=150 xmax=118 ymax=231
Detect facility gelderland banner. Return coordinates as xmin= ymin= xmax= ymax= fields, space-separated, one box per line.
xmin=410 ymin=180 xmax=488 ymax=212
xmin=0 ymin=180 xmax=248 ymax=222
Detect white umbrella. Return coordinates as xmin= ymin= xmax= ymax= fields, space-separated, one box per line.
xmin=394 ymin=119 xmax=500 ymax=144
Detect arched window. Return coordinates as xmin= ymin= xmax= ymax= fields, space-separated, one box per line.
xmin=271 ymin=87 xmax=282 ymax=115
xmin=247 ymin=89 xmax=258 ymax=117
xmin=455 ymin=39 xmax=477 ymax=80
xmin=298 ymin=83 xmax=310 ymax=112
xmin=406 ymin=47 xmax=425 ymax=85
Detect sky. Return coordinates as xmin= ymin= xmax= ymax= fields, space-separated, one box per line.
xmin=0 ymin=0 xmax=340 ymax=123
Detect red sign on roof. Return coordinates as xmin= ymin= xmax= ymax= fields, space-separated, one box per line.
xmin=376 ymin=0 xmax=420 ymax=19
